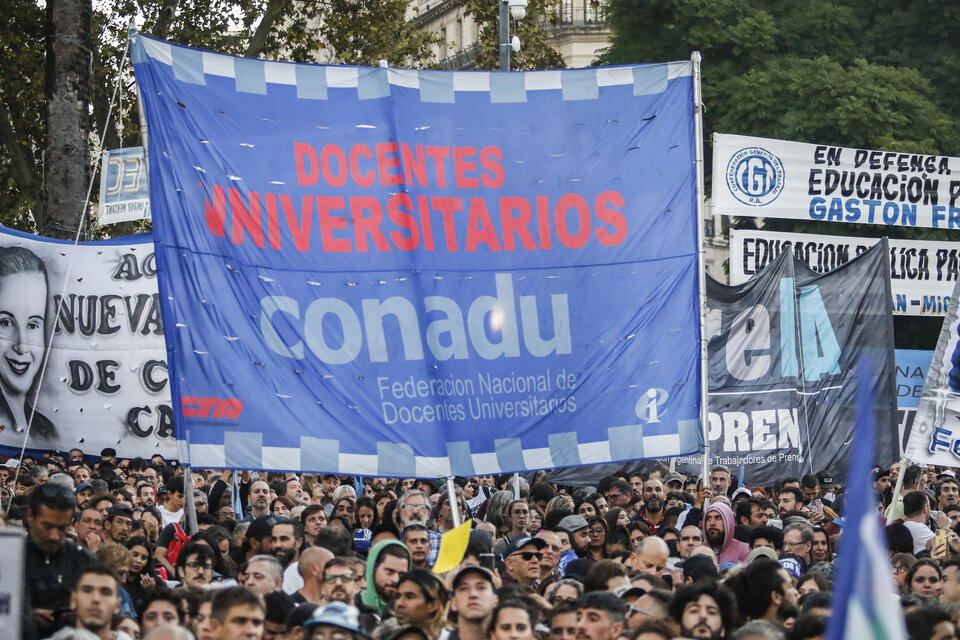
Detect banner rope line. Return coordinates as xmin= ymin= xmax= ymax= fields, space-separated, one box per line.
xmin=6 ymin=25 xmax=133 ymax=511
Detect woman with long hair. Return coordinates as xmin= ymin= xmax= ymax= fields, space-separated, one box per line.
xmin=904 ymin=558 xmax=943 ymax=597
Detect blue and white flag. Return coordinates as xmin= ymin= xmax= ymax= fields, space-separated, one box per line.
xmin=827 ymin=359 xmax=906 ymax=640
xmin=131 ymin=33 xmax=704 ymax=476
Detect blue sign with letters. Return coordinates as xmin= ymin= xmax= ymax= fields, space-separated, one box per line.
xmin=131 ymin=33 xmax=704 ymax=475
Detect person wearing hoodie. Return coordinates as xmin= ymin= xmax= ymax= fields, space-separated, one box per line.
xmin=360 ymin=539 xmax=412 ymax=619
xmin=702 ymin=502 xmax=750 ymax=564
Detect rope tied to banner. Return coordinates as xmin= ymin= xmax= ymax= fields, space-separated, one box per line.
xmin=6 ymin=22 xmax=135 ymax=512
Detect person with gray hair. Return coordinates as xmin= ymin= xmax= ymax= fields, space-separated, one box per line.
xmin=782 ymin=522 xmax=815 ymax=566
xmin=730 ymin=620 xmax=786 ymax=640
xmin=332 ymin=484 xmax=357 ymax=502
xmin=47 ymin=471 xmax=75 ymax=491
xmin=397 ymin=488 xmax=441 ymax=565
xmin=710 ymin=465 xmax=732 ymax=498
xmin=242 ymin=553 xmax=284 ymax=595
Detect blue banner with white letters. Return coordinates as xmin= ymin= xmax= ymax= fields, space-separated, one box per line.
xmin=131 ymin=33 xmax=703 ymax=476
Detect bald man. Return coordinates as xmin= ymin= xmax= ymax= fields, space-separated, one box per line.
xmin=627 ymin=536 xmax=669 ymax=575
xmin=293 ymin=546 xmax=334 ymax=605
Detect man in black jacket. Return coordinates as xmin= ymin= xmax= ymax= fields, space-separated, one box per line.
xmin=24 ymin=482 xmax=96 ymax=639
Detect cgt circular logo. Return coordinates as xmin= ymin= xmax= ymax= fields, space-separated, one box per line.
xmin=725 ymin=147 xmax=785 ymax=206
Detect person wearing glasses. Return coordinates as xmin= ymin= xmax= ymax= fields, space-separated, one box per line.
xmin=603 ymin=480 xmax=633 ymax=509
xmin=397 ymin=489 xmax=441 ymax=566
xmin=502 ymin=535 xmax=547 ymax=588
xmin=780 ymin=522 xmax=814 ymax=566
xmin=177 ymin=541 xmax=218 ymax=588
xmin=25 ymin=482 xmax=96 ymax=639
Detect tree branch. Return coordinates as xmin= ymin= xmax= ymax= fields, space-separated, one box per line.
xmin=153 ymin=0 xmax=179 ymax=38
xmin=0 ymin=99 xmax=38 ymax=201
xmin=245 ymin=0 xmax=290 ymax=58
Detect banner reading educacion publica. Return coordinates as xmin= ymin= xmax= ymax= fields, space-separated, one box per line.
xmin=131 ymin=33 xmax=704 ymax=476
xmin=0 ymin=226 xmax=174 ymax=459
xmin=730 ymin=229 xmax=960 ymax=316
xmin=713 ymin=133 xmax=960 ymax=229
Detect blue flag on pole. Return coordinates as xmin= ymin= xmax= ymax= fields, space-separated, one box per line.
xmin=826 ymin=359 xmax=905 ymax=640
xmin=131 ymin=33 xmax=704 ymax=476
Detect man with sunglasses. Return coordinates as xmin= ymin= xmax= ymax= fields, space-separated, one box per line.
xmin=25 ymin=482 xmax=96 ymax=639
xmin=502 ymin=534 xmax=546 ymax=587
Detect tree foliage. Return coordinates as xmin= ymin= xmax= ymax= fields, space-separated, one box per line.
xmin=0 ymin=0 xmax=439 ymax=235
xmin=457 ymin=0 xmax=566 ymax=71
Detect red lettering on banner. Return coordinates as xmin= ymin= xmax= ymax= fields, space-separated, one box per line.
xmin=454 ymin=147 xmax=479 ymax=188
xmin=466 ymin=198 xmax=502 ymax=251
xmin=500 ymin=197 xmax=536 ymax=250
xmin=555 ymin=194 xmax=591 ymax=249
xmin=426 ymin=147 xmax=452 ymax=187
xmin=432 ymin=197 xmax=462 ymax=251
xmin=595 ymin=191 xmax=627 ymax=246
xmin=279 ymin=194 xmax=314 ymax=252
xmin=295 ymin=142 xmax=319 ymax=185
xmin=181 ymin=396 xmax=243 ymax=419
xmin=229 ymin=187 xmax=265 ymax=247
xmin=265 ymin=193 xmax=282 ymax=249
xmin=480 ymin=147 xmax=505 ymax=188
xmin=387 ymin=193 xmax=420 ymax=251
xmin=376 ymin=142 xmax=403 ymax=186
xmin=351 ymin=196 xmax=391 ymax=252
xmin=204 ymin=184 xmax=227 ymax=237
xmin=417 ymin=195 xmax=435 ymax=251
xmin=349 ymin=144 xmax=376 ymax=187
xmin=317 ymin=196 xmax=351 ymax=252
xmin=402 ymin=144 xmax=429 ymax=186
xmin=536 ymin=195 xmax=552 ymax=250
xmin=321 ymin=144 xmax=348 ymax=187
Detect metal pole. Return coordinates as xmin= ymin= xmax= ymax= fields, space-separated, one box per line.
xmin=499 ymin=0 xmax=510 ymax=71
xmin=183 ymin=429 xmax=198 ymax=534
xmin=513 ymin=472 xmax=520 ymax=499
xmin=692 ymin=51 xmax=710 ymax=506
xmin=446 ymin=477 xmax=461 ymax=528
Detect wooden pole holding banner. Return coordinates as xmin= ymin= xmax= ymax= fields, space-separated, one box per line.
xmin=692 ymin=51 xmax=711 ymax=504
xmin=446 ymin=477 xmax=461 ymax=528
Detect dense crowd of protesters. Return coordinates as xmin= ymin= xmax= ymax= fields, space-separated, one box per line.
xmin=11 ymin=446 xmax=960 ymax=640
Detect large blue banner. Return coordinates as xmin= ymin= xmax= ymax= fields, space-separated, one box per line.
xmin=132 ymin=33 xmax=703 ymax=476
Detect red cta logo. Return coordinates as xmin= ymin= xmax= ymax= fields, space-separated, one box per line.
xmin=181 ymin=396 xmax=244 ymax=419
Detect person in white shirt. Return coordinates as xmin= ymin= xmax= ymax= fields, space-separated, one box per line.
xmin=158 ymin=477 xmax=185 ymax=528
xmin=902 ymin=490 xmax=936 ymax=554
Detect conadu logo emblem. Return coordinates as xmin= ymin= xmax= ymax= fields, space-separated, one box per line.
xmin=726 ymin=147 xmax=785 ymax=206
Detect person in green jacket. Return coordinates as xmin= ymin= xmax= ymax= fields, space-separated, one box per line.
xmin=361 ymin=539 xmax=412 ymax=616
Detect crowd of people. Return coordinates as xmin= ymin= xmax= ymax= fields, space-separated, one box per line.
xmin=11 ymin=446 xmax=960 ymax=640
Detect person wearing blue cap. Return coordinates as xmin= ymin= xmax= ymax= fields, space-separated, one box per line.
xmin=304 ymin=601 xmax=366 ymax=640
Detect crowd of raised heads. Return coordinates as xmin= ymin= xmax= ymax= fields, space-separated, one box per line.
xmin=12 ymin=448 xmax=960 ymax=640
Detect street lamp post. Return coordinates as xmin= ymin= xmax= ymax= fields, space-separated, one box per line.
xmin=499 ymin=0 xmax=528 ymax=71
